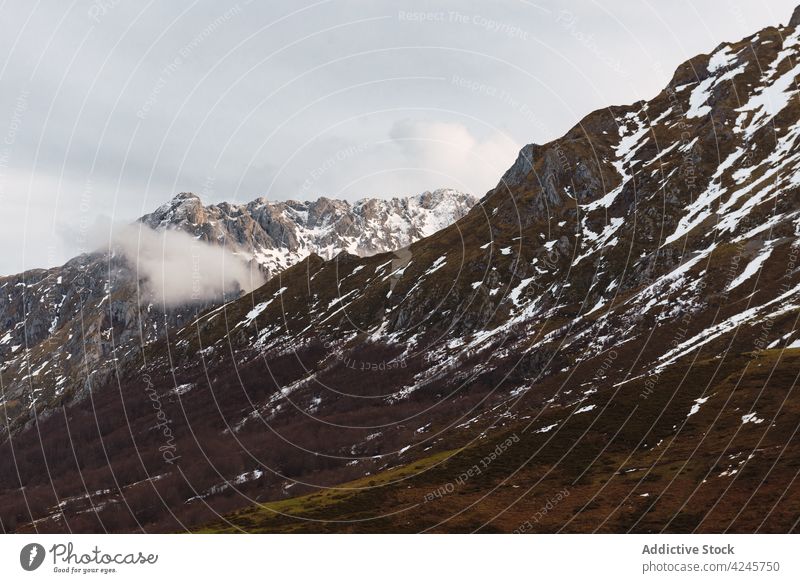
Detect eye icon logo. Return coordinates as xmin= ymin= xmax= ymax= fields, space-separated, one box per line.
xmin=20 ymin=543 xmax=46 ymax=571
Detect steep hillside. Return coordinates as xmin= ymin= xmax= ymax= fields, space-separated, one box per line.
xmin=199 ymin=349 xmax=800 ymax=533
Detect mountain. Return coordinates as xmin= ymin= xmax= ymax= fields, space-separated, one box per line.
xmin=0 ymin=189 xmax=475 ymax=436
xmin=140 ymin=189 xmax=477 ymax=276
xmin=3 ymin=7 xmax=800 ymax=533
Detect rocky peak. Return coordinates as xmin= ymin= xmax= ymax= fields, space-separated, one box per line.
xmin=143 ymin=191 xmax=206 ymax=228
xmin=791 ymin=4 xmax=800 ymax=27
xmin=173 ymin=191 xmax=200 ymax=202
xmin=137 ymin=189 xmax=476 ymax=275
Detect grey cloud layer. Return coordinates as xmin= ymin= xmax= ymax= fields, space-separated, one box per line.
xmin=0 ymin=0 xmax=795 ymax=274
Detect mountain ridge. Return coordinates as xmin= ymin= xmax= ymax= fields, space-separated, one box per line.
xmin=139 ymin=187 xmax=477 ymax=275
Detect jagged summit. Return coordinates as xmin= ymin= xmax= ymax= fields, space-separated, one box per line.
xmin=139 ymin=188 xmax=477 ymax=276
xmin=173 ymin=191 xmax=200 ymax=201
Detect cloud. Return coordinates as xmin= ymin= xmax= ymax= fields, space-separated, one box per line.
xmin=388 ymin=120 xmax=521 ymax=196
xmin=94 ymin=221 xmax=265 ymax=308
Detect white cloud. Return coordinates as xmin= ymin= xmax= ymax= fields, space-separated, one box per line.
xmin=94 ymin=221 xmax=265 ymax=308
xmin=388 ymin=119 xmax=520 ymax=196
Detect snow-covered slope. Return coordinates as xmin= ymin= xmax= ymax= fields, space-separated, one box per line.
xmin=187 ymin=18 xmax=800 ymax=396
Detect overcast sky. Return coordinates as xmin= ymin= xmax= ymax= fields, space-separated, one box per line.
xmin=0 ymin=0 xmax=796 ymax=274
